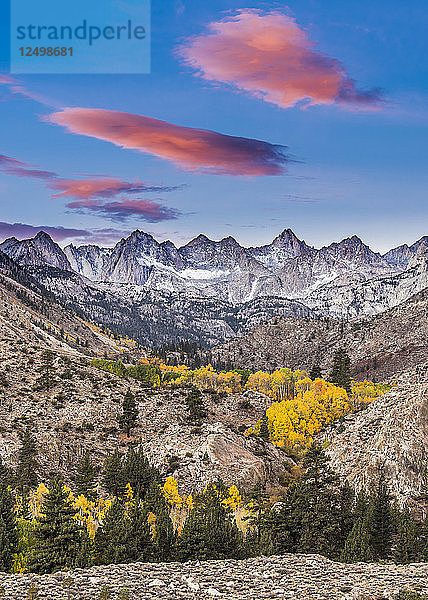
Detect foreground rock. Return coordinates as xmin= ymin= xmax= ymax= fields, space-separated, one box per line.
xmin=0 ymin=555 xmax=427 ymax=599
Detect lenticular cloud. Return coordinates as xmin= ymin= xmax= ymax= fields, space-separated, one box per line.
xmin=48 ymin=108 xmax=290 ymax=176
xmin=177 ymin=9 xmax=384 ymax=111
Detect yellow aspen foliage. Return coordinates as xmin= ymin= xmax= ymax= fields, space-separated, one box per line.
xmin=247 ymin=377 xmax=352 ymax=450
xmin=124 ymin=483 xmax=135 ymax=506
xmin=222 ymin=485 xmax=243 ymax=511
xmin=162 ymin=477 xmax=184 ymax=509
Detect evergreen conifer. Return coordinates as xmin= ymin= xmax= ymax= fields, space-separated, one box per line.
xmin=177 ymin=483 xmax=242 ymax=561
xmin=118 ymin=390 xmax=139 ymax=436
xmin=0 ymin=483 xmax=18 ymax=572
xmin=259 ymin=414 xmax=270 ymax=441
xmin=74 ymin=451 xmax=97 ymax=500
xmin=329 ymin=349 xmax=351 ymax=392
xmin=15 ymin=427 xmax=39 ymax=494
xmin=309 ymin=365 xmax=323 ymax=380
xmin=28 ymin=477 xmax=90 ymax=574
xmin=102 ymin=449 xmax=126 ymax=498
xmin=366 ymin=469 xmax=394 ymax=560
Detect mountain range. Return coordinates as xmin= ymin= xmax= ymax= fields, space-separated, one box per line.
xmin=0 ymin=229 xmax=427 ymax=345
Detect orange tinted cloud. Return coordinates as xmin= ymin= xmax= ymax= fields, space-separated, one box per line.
xmin=47 ymin=108 xmax=290 ymax=175
xmin=177 ymin=9 xmax=384 ymax=111
xmin=0 ymin=154 xmax=181 ymax=222
xmin=50 ymin=177 xmax=180 ymax=199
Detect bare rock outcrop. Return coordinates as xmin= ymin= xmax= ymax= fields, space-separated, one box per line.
xmin=320 ymin=363 xmax=428 ymax=508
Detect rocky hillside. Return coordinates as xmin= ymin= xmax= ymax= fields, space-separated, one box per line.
xmin=319 ymin=363 xmax=428 ymax=511
xmin=320 ymin=362 xmax=428 ymax=510
xmin=208 ymin=287 xmax=428 ymax=380
xmin=0 ymin=278 xmax=291 ymax=493
xmin=0 ymin=554 xmax=426 ymax=599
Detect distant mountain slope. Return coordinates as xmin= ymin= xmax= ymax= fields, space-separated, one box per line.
xmin=0 ymin=229 xmax=426 ymax=346
xmin=208 ymin=287 xmax=428 ymax=380
xmin=319 ymin=362 xmax=428 ymax=508
xmin=26 ymin=264 xmax=314 ymax=347
xmin=0 ymin=251 xmax=133 ymax=357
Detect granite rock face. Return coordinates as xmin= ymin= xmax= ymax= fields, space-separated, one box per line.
xmin=0 ymin=555 xmax=427 ymax=599
xmin=320 ymin=363 xmax=428 ymax=509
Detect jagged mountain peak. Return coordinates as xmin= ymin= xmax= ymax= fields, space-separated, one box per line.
xmin=273 ymin=227 xmax=301 ymax=243
xmin=0 ymin=230 xmax=71 ymax=271
xmin=34 ymin=230 xmax=54 ymax=242
xmin=125 ymin=229 xmax=159 ymax=245
xmin=0 ymin=236 xmax=18 ymax=247
xmin=183 ymin=233 xmax=213 ymax=247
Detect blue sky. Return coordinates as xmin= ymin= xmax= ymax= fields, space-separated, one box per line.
xmin=0 ymin=0 xmax=427 ymax=252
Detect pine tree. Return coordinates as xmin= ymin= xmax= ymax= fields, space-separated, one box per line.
xmin=329 ymin=349 xmax=351 ymax=392
xmin=94 ymin=499 xmax=127 ymax=565
xmin=177 ymin=483 xmax=242 ymax=561
xmin=74 ymin=451 xmax=97 ymax=500
xmin=393 ymin=507 xmax=421 ymax=564
xmin=366 ymin=469 xmax=394 ymax=561
xmin=258 ymin=494 xmax=297 ymax=556
xmin=423 ymin=518 xmax=428 ymax=562
xmin=259 ymin=414 xmax=270 ymax=441
xmin=144 ymin=482 xmax=175 ymax=562
xmin=118 ymin=390 xmax=139 ymax=437
xmin=122 ymin=447 xmax=160 ymax=499
xmin=341 ymin=517 xmax=374 ymax=563
xmin=0 ymin=483 xmax=18 ymax=572
xmin=102 ymin=449 xmax=126 ymax=498
xmin=94 ymin=498 xmax=152 ymax=565
xmin=294 ymin=443 xmax=342 ymax=558
xmin=337 ymin=482 xmax=355 ymax=550
xmin=309 ymin=364 xmax=323 ymax=380
xmin=0 ymin=457 xmax=11 ymax=488
xmin=28 ymin=477 xmax=90 ymax=574
xmin=15 ymin=427 xmax=39 ymax=494
xmin=185 ymin=388 xmax=207 ymax=425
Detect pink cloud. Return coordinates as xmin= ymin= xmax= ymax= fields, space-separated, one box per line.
xmin=66 ymin=198 xmax=180 ymax=222
xmin=0 ymin=154 xmax=57 ymax=180
xmin=177 ymin=9 xmax=384 ymax=111
xmin=0 ymin=75 xmax=56 ymax=106
xmin=0 ymin=153 xmax=181 ymax=222
xmin=50 ymin=177 xmax=180 ymax=199
xmin=47 ymin=108 xmax=290 ymax=175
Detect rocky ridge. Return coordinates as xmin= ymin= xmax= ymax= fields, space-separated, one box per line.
xmin=1 ymin=230 xmax=427 ymax=347
xmin=208 ymin=286 xmax=428 ymax=380
xmin=0 ymin=554 xmax=426 ymax=599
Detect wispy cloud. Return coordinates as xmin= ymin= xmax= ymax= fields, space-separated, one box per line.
xmin=0 ymin=221 xmax=132 ymax=246
xmin=0 ymin=222 xmax=89 ymax=243
xmin=66 ymin=198 xmax=180 ymax=222
xmin=177 ymin=9 xmax=385 ymax=111
xmin=0 ymin=153 xmax=181 ymax=222
xmin=47 ymin=108 xmax=291 ymax=176
xmin=50 ymin=177 xmax=182 ymax=199
xmin=282 ymin=194 xmax=318 ymax=203
xmin=0 ymin=75 xmax=57 ymax=107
